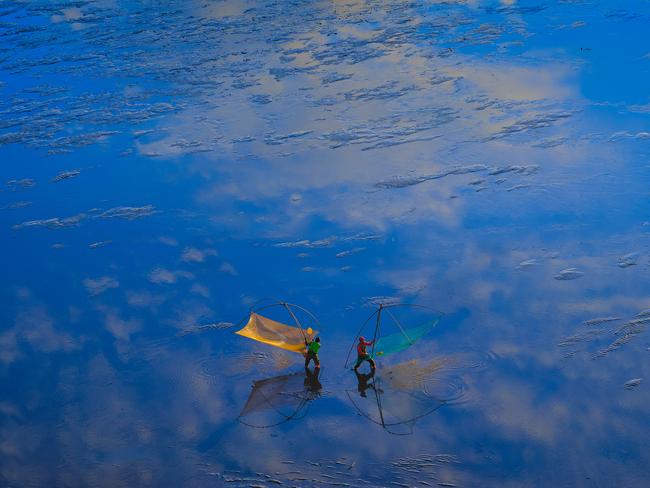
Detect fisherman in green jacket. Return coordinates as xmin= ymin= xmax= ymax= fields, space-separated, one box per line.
xmin=304 ymin=337 xmax=321 ymax=369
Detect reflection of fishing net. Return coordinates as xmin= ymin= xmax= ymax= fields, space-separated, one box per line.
xmin=238 ymin=372 xmax=316 ymax=428
xmin=382 ymin=358 xmax=451 ymax=391
xmin=235 ymin=302 xmax=319 ymax=354
xmin=346 ymin=358 xmax=461 ymax=435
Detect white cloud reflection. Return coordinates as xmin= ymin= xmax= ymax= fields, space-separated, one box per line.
xmin=3 ymin=0 xmax=650 ymax=486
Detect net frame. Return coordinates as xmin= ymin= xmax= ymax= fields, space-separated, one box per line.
xmin=344 ymin=303 xmax=443 ymax=369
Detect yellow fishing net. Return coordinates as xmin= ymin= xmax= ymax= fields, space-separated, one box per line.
xmin=235 ymin=312 xmax=316 ymax=354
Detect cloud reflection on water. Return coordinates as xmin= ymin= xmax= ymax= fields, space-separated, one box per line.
xmin=1 ymin=0 xmax=650 ymax=486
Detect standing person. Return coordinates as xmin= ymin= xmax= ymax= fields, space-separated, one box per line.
xmin=304 ymin=337 xmax=321 ymax=369
xmin=354 ymin=336 xmax=376 ymax=372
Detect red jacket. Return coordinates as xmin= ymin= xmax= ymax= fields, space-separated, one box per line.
xmin=357 ymin=339 xmax=374 ymax=356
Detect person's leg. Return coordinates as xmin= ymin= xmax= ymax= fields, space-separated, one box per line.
xmin=314 ymin=354 xmax=320 ymax=368
xmin=305 ymin=352 xmax=311 ymax=369
xmin=368 ymin=357 xmax=376 ymax=369
xmin=354 ymin=356 xmax=363 ymax=369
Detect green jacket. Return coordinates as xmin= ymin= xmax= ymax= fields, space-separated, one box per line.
xmin=307 ymin=341 xmax=320 ymax=354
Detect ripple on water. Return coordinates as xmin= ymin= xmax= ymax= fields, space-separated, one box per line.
xmin=516 ymin=258 xmax=538 ymax=269
xmin=6 ymin=178 xmax=35 ymax=189
xmin=383 ymin=357 xmax=467 ymax=401
xmin=194 ymin=354 xmax=226 ymax=387
xmin=0 ymin=200 xmax=31 ymax=210
xmin=88 ymin=240 xmax=111 ymax=249
xmin=223 ymin=349 xmax=296 ymax=377
xmin=213 ymin=452 xmax=463 ymax=487
xmin=12 ymin=205 xmax=156 ymax=230
xmin=554 ymin=267 xmax=584 ymax=280
xmin=559 ymin=309 xmax=650 ymax=360
xmin=362 ymin=296 xmax=402 ymax=307
xmin=557 ymin=329 xmax=608 ymax=348
xmin=52 ymin=169 xmax=80 ymax=182
xmin=177 ymin=321 xmax=235 ymax=336
xmin=624 ymin=378 xmax=642 ymax=390
xmin=582 ymin=317 xmax=621 ymax=326
xmin=618 ymin=252 xmax=639 ymax=268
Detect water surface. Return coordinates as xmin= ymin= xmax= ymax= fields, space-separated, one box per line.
xmin=1 ymin=0 xmax=650 ymax=486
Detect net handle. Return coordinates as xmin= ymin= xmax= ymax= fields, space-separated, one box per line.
xmin=371 ymin=304 xmax=383 ymax=357
xmin=343 ymin=307 xmax=380 ymax=369
xmin=282 ymin=301 xmax=308 ymax=342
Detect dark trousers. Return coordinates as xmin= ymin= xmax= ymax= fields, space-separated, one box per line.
xmin=354 ymin=354 xmax=375 ymax=369
xmin=305 ymin=351 xmax=320 ymax=368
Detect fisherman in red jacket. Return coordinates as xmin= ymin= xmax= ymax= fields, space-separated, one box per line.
xmin=353 ymin=336 xmax=376 ymax=372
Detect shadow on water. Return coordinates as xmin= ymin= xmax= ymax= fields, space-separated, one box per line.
xmin=197 ymin=367 xmax=323 ymax=453
xmin=237 ymin=367 xmax=323 ymax=429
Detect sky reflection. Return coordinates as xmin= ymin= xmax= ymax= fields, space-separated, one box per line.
xmin=1 ymin=0 xmax=650 ymax=486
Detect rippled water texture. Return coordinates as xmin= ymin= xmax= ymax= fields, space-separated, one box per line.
xmin=1 ymin=0 xmax=650 ymax=486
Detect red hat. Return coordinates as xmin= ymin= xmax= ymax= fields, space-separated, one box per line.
xmin=359 ymin=336 xmax=365 ymax=341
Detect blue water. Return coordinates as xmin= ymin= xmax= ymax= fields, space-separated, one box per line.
xmin=1 ymin=0 xmax=650 ymax=486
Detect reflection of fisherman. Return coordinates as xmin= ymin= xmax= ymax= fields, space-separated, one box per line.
xmin=355 ymin=369 xmax=375 ymax=398
xmin=354 ymin=336 xmax=376 ymax=372
xmin=304 ymin=337 xmax=321 ymax=369
xmin=304 ymin=365 xmax=323 ymax=397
